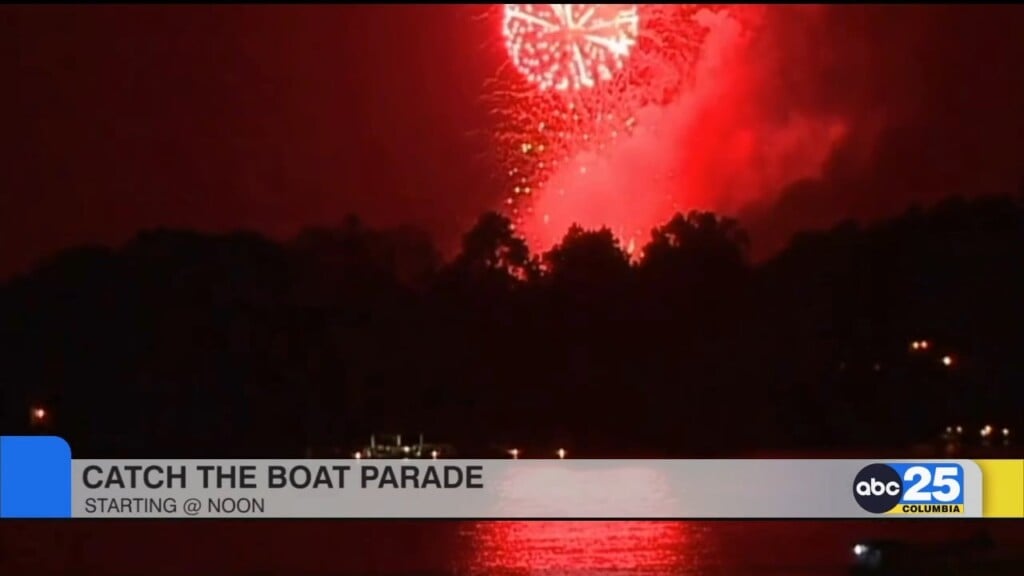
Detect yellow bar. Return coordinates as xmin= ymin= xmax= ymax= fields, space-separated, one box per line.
xmin=975 ymin=459 xmax=1024 ymax=518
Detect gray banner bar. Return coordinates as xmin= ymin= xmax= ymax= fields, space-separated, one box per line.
xmin=71 ymin=459 xmax=983 ymax=518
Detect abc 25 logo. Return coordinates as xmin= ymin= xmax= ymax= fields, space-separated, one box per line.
xmin=853 ymin=463 xmax=965 ymax=514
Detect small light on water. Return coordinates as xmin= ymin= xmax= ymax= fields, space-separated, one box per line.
xmin=853 ymin=544 xmax=867 ymax=556
xmin=353 ymin=451 xmax=362 ymax=460
xmin=431 ymin=450 xmax=439 ymax=460
xmin=509 ymin=448 xmax=519 ymax=459
xmin=557 ymin=448 xmax=566 ymax=459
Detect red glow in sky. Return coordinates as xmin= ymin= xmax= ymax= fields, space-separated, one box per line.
xmin=493 ymin=5 xmax=857 ymax=256
xmin=4 ymin=6 xmax=1024 ymax=275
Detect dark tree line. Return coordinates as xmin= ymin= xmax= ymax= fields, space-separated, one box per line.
xmin=2 ymin=194 xmax=1023 ymax=457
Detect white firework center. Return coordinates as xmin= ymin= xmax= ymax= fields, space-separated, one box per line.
xmin=503 ymin=4 xmax=640 ymax=91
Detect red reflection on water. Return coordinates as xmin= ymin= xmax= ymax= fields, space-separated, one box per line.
xmin=468 ymin=521 xmax=701 ymax=573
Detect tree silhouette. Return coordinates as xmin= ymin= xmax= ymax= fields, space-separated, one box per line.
xmin=640 ymin=211 xmax=749 ymax=275
xmin=449 ymin=212 xmax=536 ymax=286
xmin=543 ymin=224 xmax=631 ymax=288
xmin=2 ymin=193 xmax=1023 ymax=457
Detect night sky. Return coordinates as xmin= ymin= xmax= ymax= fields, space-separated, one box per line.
xmin=3 ymin=5 xmax=1024 ymax=277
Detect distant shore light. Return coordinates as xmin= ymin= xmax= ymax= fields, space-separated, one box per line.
xmin=911 ymin=340 xmax=931 ymax=351
xmin=30 ymin=406 xmax=47 ymax=424
xmin=557 ymin=448 xmax=566 ymax=459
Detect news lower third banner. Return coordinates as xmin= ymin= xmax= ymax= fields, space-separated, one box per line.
xmin=1 ymin=437 xmax=1021 ymax=519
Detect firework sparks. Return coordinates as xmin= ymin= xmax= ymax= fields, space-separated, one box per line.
xmin=503 ymin=4 xmax=640 ymax=92
xmin=489 ymin=5 xmax=719 ymax=242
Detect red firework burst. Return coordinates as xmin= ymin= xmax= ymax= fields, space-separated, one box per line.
xmin=503 ymin=4 xmax=640 ymax=92
xmin=490 ymin=5 xmax=731 ymax=247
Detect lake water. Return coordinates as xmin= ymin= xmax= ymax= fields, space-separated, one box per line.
xmin=4 ymin=520 xmax=1022 ymax=575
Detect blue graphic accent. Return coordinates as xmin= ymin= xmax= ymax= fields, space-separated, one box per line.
xmin=889 ymin=462 xmax=965 ymax=506
xmin=0 ymin=436 xmax=73 ymax=518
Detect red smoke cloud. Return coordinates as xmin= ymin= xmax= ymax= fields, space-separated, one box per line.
xmin=517 ymin=5 xmax=874 ymax=256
